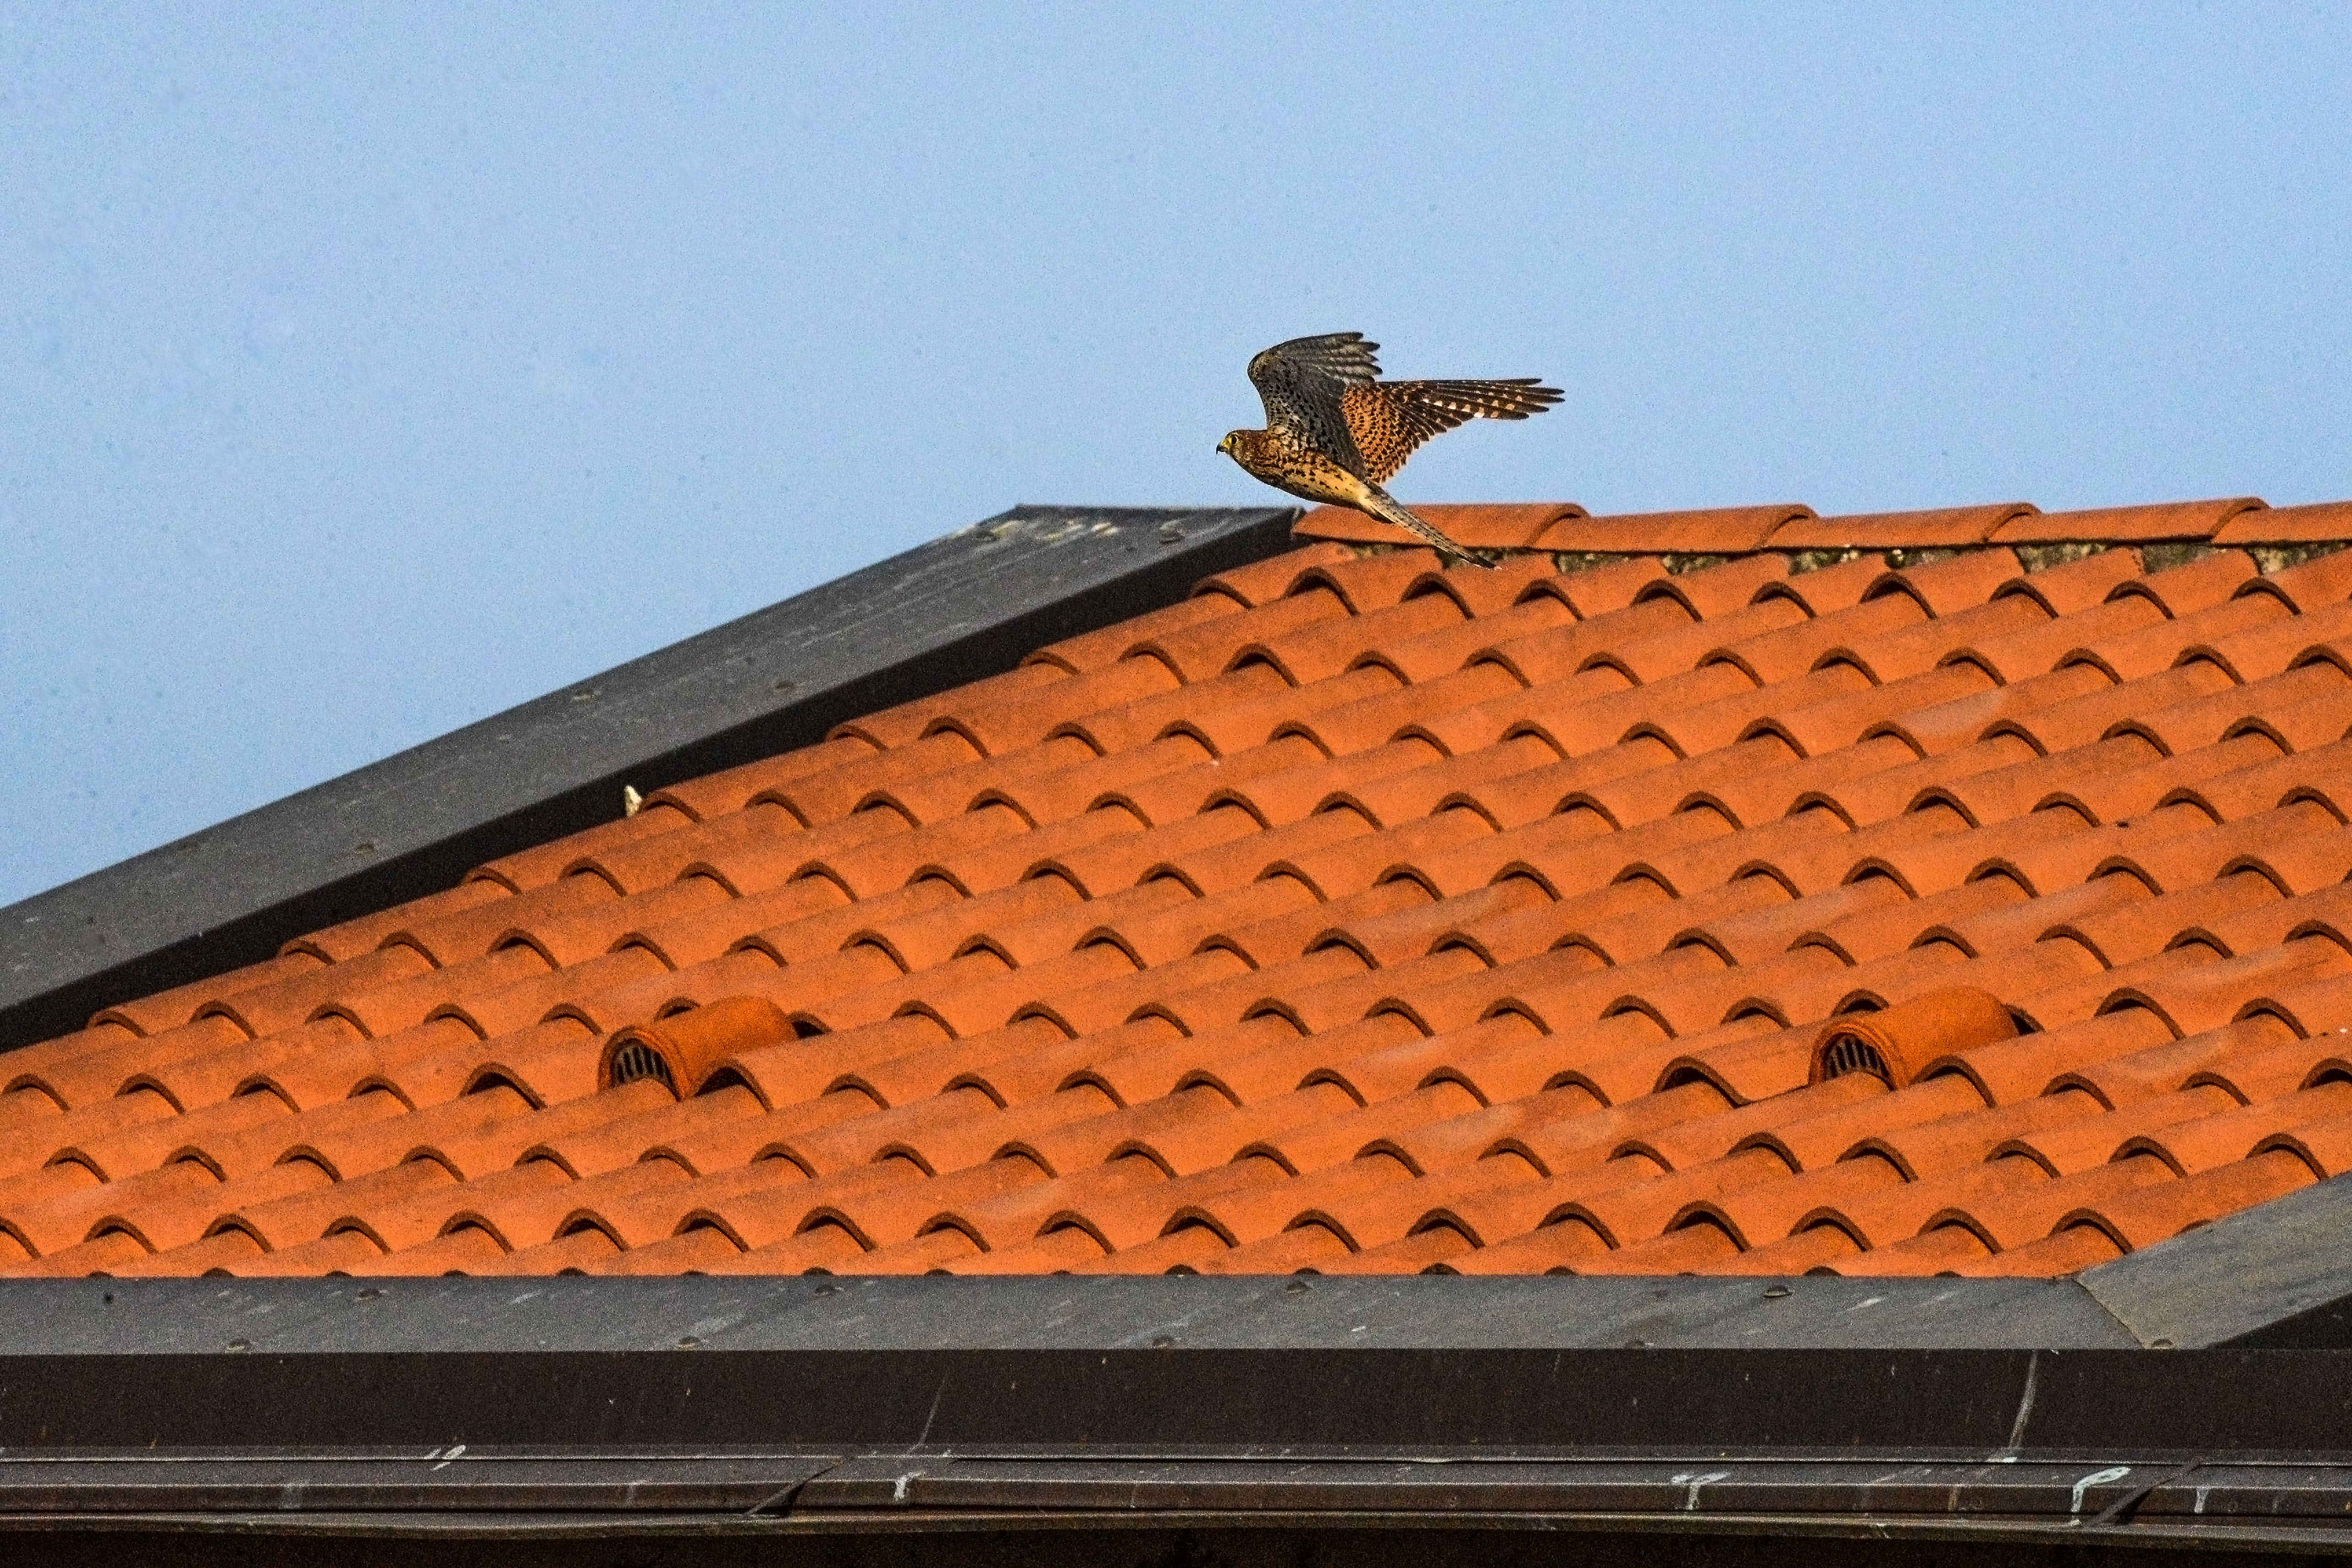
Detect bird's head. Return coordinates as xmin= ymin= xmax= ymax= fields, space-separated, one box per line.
xmin=1216 ymin=431 xmax=1243 ymax=459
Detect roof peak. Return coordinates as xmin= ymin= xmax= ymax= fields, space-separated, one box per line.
xmin=1298 ymin=494 xmax=2352 ymax=557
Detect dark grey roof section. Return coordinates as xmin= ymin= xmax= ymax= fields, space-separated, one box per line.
xmin=0 ymin=505 xmax=1297 ymax=1051
xmin=0 ymin=1273 xmax=2139 ymax=1359
xmin=5 ymin=1277 xmax=2352 ymax=1551
xmin=2079 ymin=1169 xmax=2352 ymax=1348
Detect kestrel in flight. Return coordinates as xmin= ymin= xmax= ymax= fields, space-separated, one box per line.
xmin=1218 ymin=332 xmax=1563 ymax=567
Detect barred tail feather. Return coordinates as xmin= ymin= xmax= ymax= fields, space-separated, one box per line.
xmin=1361 ymin=488 xmax=1495 ymax=570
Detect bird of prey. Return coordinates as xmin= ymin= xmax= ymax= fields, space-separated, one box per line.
xmin=1218 ymin=332 xmax=1562 ymax=567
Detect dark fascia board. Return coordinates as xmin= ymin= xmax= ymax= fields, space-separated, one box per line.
xmin=0 ymin=1274 xmax=2341 ymax=1458
xmin=0 ymin=505 xmax=1297 ymax=1050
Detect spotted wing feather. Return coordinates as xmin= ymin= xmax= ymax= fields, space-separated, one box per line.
xmin=1343 ymin=377 xmax=1565 ymax=485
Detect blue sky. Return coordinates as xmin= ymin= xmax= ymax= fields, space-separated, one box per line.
xmin=5 ymin=5 xmax=2349 ymax=906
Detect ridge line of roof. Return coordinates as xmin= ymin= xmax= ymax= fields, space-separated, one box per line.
xmin=1333 ymin=534 xmax=2349 ymax=583
xmin=1296 ymin=495 xmax=2352 ymax=555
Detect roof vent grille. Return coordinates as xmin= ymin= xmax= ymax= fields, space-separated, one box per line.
xmin=1805 ymin=987 xmax=2018 ymax=1089
xmin=1816 ymin=1033 xmax=1892 ymax=1083
xmin=609 ymin=1040 xmax=675 ymax=1089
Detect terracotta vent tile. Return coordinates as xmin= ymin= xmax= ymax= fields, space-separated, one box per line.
xmin=1808 ymin=988 xmax=2016 ymax=1088
xmin=22 ymin=498 xmax=2352 ymax=1279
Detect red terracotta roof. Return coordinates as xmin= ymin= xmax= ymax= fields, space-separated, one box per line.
xmin=12 ymin=499 xmax=2352 ymax=1282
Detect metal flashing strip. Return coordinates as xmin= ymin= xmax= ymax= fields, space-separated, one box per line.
xmin=0 ymin=1273 xmax=2137 ymax=1357
xmin=795 ymin=1450 xmax=2352 ymax=1534
xmin=0 ymin=1447 xmax=2345 ymax=1535
xmin=0 ymin=505 xmax=1297 ymax=1049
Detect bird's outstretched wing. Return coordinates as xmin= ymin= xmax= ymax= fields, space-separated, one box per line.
xmin=1247 ymin=332 xmax=1382 ymax=475
xmin=1343 ymin=378 xmax=1564 ymax=485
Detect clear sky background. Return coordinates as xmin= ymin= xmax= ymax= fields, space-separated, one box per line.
xmin=5 ymin=5 xmax=2350 ymax=908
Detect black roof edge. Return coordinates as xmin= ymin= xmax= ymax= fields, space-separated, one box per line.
xmin=2079 ymin=1166 xmax=2352 ymax=1347
xmin=0 ymin=505 xmax=1298 ymax=1050
xmin=0 ymin=1275 xmax=2348 ymax=1463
